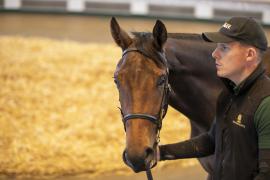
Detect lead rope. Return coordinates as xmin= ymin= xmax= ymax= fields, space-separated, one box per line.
xmin=146 ymin=165 xmax=153 ymax=180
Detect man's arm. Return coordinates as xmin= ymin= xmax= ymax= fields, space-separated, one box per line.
xmin=159 ymin=120 xmax=216 ymax=161
xmin=254 ymin=149 xmax=270 ymax=180
xmin=254 ymin=96 xmax=270 ymax=180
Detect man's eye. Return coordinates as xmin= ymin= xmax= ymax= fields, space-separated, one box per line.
xmin=221 ymin=45 xmax=229 ymax=51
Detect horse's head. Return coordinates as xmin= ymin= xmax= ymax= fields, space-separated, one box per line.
xmin=110 ymin=17 xmax=169 ymax=172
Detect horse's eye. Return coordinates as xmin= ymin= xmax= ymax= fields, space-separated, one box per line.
xmin=157 ymin=76 xmax=166 ymax=86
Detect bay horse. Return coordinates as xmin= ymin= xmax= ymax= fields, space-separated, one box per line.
xmin=110 ymin=17 xmax=270 ymax=179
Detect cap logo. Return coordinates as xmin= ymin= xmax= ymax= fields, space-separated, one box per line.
xmin=222 ymin=22 xmax=232 ymax=30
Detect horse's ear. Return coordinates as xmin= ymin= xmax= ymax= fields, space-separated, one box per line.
xmin=110 ymin=17 xmax=132 ymax=50
xmin=152 ymin=20 xmax=167 ymax=51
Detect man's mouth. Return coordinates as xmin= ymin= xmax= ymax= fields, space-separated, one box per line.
xmin=216 ymin=63 xmax=222 ymax=69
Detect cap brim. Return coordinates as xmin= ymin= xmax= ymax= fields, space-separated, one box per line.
xmin=202 ymin=32 xmax=236 ymax=43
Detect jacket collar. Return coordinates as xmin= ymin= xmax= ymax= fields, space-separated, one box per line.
xmin=221 ymin=63 xmax=265 ymax=96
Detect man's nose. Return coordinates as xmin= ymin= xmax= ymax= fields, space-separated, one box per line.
xmin=212 ymin=48 xmax=219 ymax=60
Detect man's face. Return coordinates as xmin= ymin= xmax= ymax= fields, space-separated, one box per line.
xmin=212 ymin=42 xmax=248 ymax=83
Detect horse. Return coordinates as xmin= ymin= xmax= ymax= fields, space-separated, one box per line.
xmin=110 ymin=17 xmax=270 ymax=179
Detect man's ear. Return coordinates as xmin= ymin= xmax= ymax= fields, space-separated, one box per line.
xmin=246 ymin=47 xmax=257 ymax=62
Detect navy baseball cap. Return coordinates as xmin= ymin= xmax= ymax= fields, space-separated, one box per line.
xmin=202 ymin=17 xmax=268 ymax=51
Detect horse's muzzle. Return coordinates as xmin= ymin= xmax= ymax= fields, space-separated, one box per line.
xmin=122 ymin=148 xmax=157 ymax=173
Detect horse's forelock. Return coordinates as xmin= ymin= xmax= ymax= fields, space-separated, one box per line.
xmin=131 ymin=32 xmax=153 ymax=48
xmin=130 ymin=32 xmax=166 ymax=68
xmin=131 ymin=32 xmax=152 ymax=39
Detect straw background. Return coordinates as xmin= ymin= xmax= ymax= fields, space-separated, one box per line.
xmin=0 ymin=36 xmax=196 ymax=178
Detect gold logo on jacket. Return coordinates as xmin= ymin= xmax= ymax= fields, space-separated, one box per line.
xmin=233 ymin=114 xmax=246 ymax=128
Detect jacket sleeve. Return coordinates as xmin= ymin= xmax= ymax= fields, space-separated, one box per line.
xmin=254 ymin=149 xmax=270 ymax=180
xmin=159 ymin=120 xmax=216 ymax=161
xmin=253 ymin=97 xmax=270 ymax=179
xmin=254 ymin=96 xmax=270 ymax=149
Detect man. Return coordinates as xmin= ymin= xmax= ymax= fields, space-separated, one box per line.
xmin=158 ymin=17 xmax=270 ymax=180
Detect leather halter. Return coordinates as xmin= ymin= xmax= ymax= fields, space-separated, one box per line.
xmin=120 ymin=47 xmax=171 ymax=131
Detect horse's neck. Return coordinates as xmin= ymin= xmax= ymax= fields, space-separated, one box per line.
xmin=165 ymin=38 xmax=223 ymax=131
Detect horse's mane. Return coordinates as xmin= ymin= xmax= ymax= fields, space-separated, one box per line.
xmin=129 ymin=32 xmax=204 ymax=68
xmin=131 ymin=32 xmax=202 ymax=41
xmin=167 ymin=33 xmax=203 ymax=40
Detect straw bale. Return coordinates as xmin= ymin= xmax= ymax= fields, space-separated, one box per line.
xmin=0 ymin=36 xmax=196 ymax=178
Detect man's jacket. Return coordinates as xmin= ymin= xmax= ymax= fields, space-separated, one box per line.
xmin=160 ymin=64 xmax=270 ymax=180
xmin=213 ymin=64 xmax=270 ymax=179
